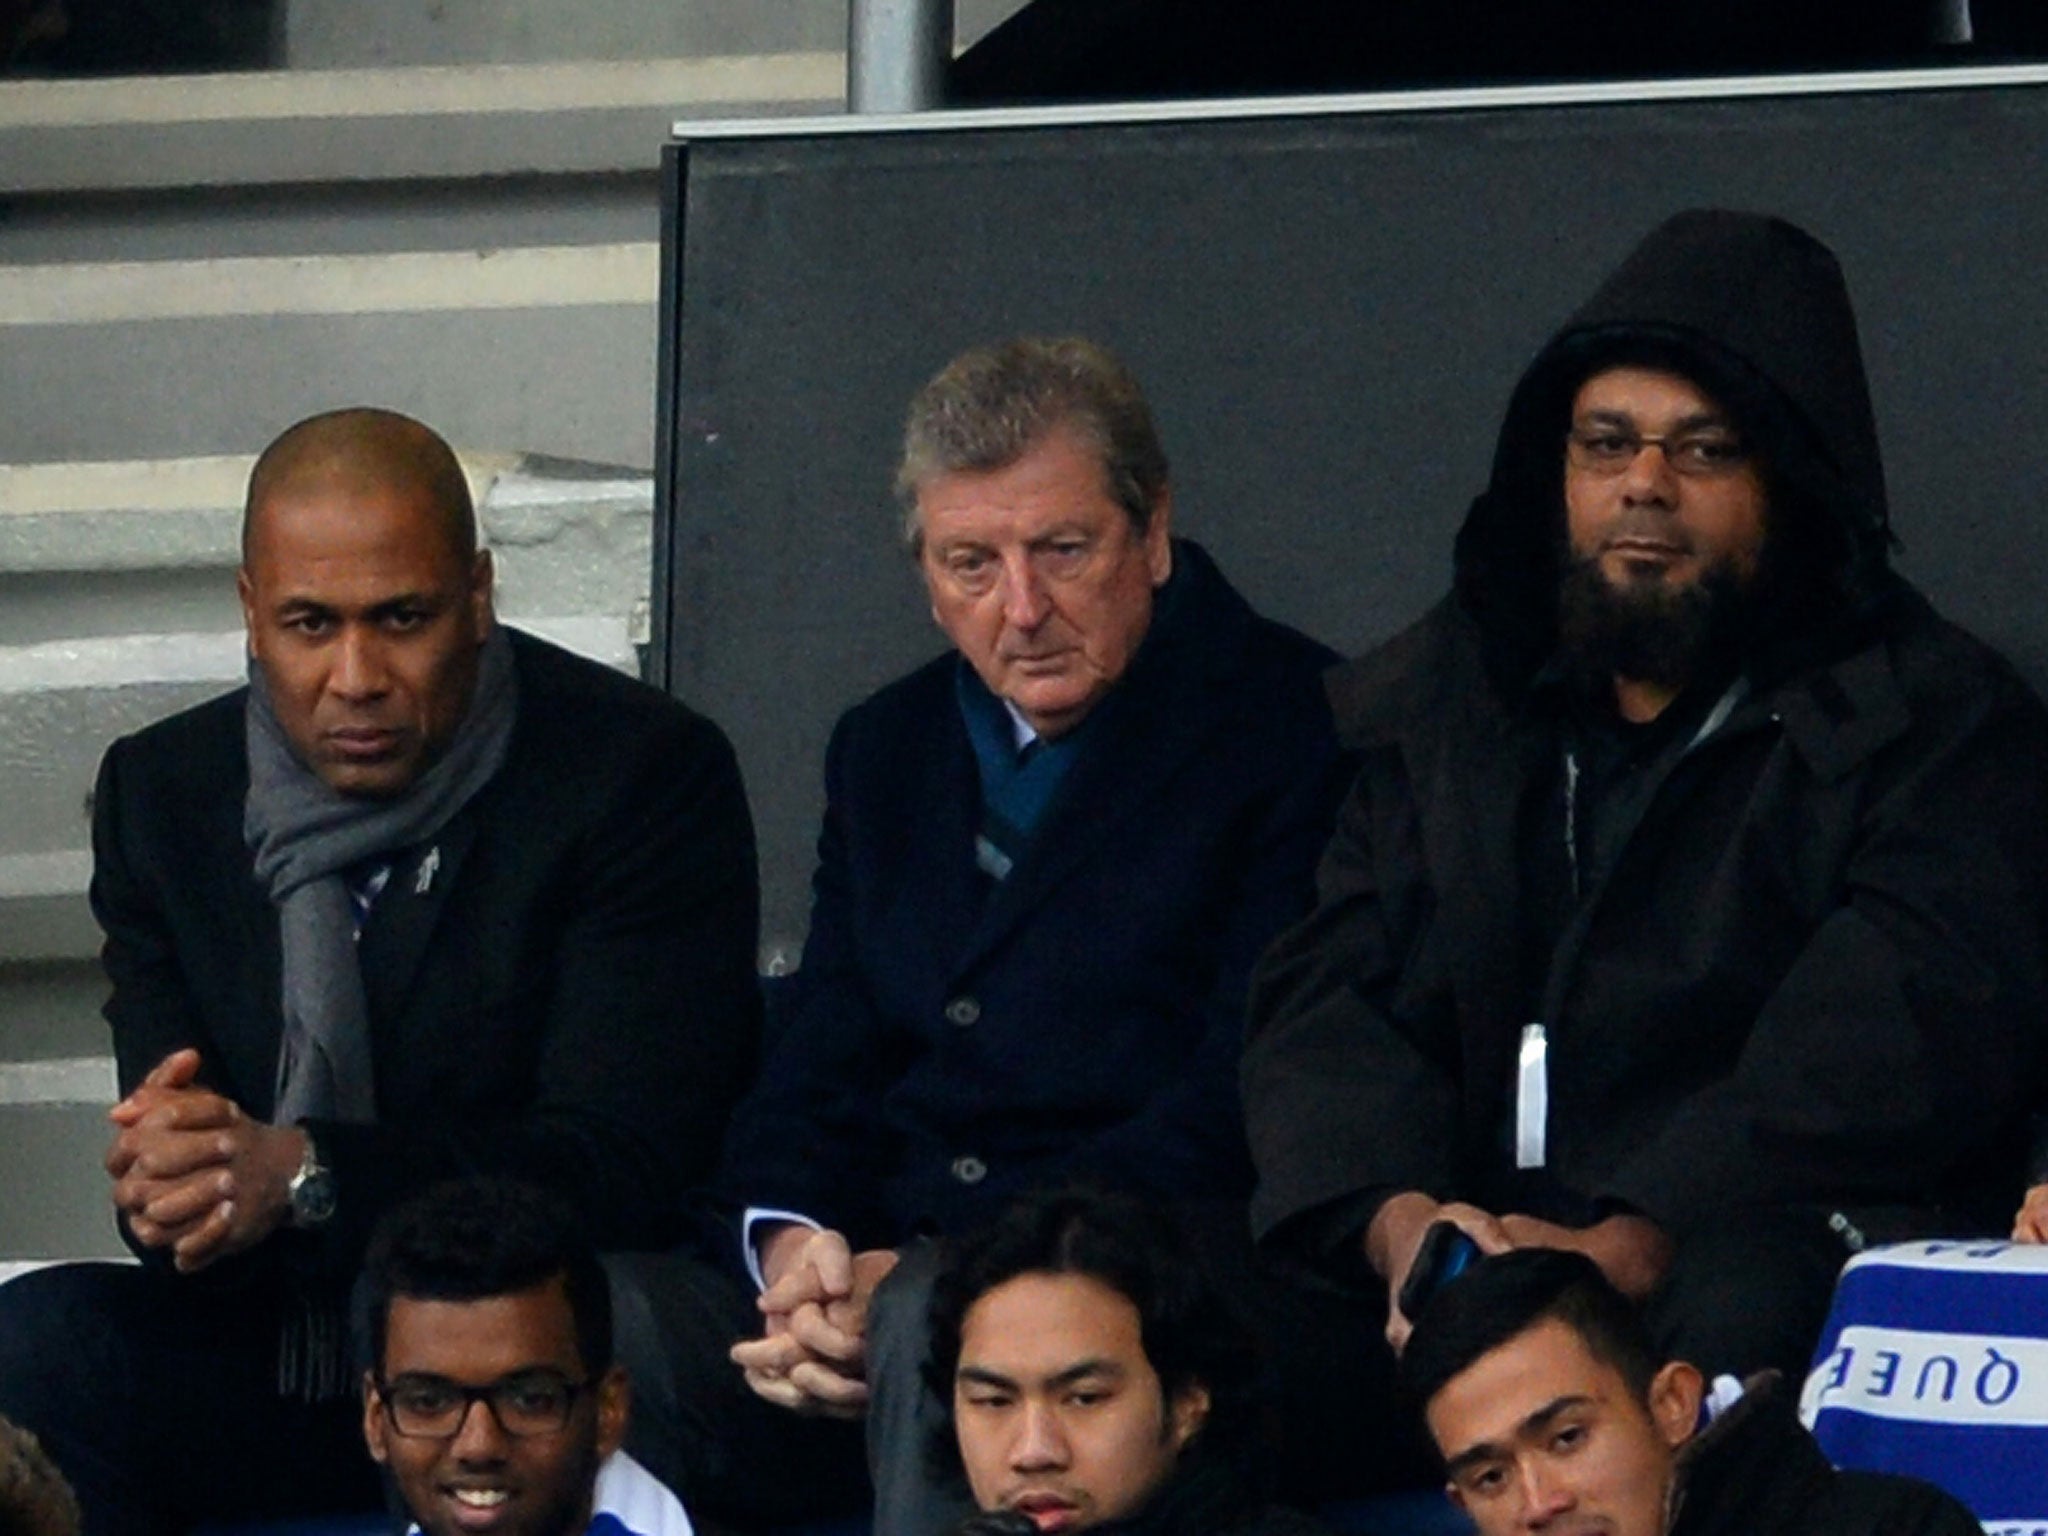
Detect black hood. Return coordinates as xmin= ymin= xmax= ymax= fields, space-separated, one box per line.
xmin=1453 ymin=208 xmax=1897 ymax=699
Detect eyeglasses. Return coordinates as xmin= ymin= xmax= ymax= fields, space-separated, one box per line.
xmin=375 ymin=1370 xmax=590 ymax=1439
xmin=1565 ymin=424 xmax=1751 ymax=478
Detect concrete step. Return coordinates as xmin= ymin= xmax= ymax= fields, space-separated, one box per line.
xmin=285 ymin=0 xmax=845 ymax=65
xmin=0 ymin=1104 xmax=126 ymax=1260
xmin=0 ymin=962 xmax=107 ymax=1061
xmin=0 ymin=243 xmax=667 ymax=469
xmin=280 ymin=0 xmax=1028 ymax=70
xmin=0 ymin=864 xmax=99 ymax=966
xmin=0 ymin=43 xmax=848 ymax=472
xmin=0 ymin=963 xmax=119 ymax=1262
xmin=0 ymin=452 xmax=652 ymax=624
xmin=0 ymin=53 xmax=844 ymax=195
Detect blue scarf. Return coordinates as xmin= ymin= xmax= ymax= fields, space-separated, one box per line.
xmin=955 ymin=666 xmax=1084 ymax=882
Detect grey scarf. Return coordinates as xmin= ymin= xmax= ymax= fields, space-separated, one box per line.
xmin=244 ymin=625 xmax=517 ymax=1127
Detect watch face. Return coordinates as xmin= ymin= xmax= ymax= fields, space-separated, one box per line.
xmin=292 ymin=1166 xmax=338 ymax=1227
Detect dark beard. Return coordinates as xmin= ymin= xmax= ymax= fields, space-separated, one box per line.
xmin=1556 ymin=555 xmax=1754 ymax=694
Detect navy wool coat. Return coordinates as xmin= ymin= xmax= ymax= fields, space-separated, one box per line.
xmin=712 ymin=541 xmax=1345 ymax=1248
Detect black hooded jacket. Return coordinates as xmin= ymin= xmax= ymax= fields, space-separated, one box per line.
xmin=1671 ymin=1375 xmax=1980 ymax=1536
xmin=1243 ymin=211 xmax=2048 ymax=1268
xmin=1455 ymin=209 xmax=1895 ymax=704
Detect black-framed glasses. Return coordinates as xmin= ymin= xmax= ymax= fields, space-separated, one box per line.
xmin=1565 ymin=424 xmax=1751 ymax=478
xmin=374 ymin=1370 xmax=590 ymax=1439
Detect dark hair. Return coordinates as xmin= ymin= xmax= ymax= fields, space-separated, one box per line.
xmin=1401 ymin=1249 xmax=1660 ymax=1419
xmin=363 ymin=1178 xmax=612 ymax=1376
xmin=923 ymin=1188 xmax=1262 ymax=1481
xmin=0 ymin=1416 xmax=79 ymax=1536
xmin=895 ymin=337 xmax=1170 ymax=549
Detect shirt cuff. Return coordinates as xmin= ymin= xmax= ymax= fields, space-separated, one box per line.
xmin=741 ymin=1207 xmax=822 ymax=1292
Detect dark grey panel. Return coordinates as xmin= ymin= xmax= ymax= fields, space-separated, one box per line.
xmin=660 ymin=85 xmax=2048 ymax=945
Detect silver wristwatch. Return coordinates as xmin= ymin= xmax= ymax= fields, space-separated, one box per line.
xmin=286 ymin=1136 xmax=338 ymax=1229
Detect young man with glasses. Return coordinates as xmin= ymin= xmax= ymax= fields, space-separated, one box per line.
xmin=1244 ymin=209 xmax=2048 ymax=1385
xmin=364 ymin=1178 xmax=692 ymax=1536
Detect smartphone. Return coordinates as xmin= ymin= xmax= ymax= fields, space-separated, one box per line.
xmin=1397 ymin=1219 xmax=1483 ymax=1319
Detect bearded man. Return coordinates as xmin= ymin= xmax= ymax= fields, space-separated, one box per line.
xmin=1242 ymin=209 xmax=2048 ymax=1381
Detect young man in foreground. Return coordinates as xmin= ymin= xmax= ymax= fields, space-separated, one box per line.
xmin=928 ymin=1189 xmax=1329 ymax=1536
xmin=364 ymin=1178 xmax=692 ymax=1536
xmin=1402 ymin=1248 xmax=1978 ymax=1536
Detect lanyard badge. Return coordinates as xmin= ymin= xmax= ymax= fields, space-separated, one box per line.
xmin=1516 ymin=1023 xmax=1548 ymax=1169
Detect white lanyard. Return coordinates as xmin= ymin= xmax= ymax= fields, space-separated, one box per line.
xmin=1516 ymin=1022 xmax=1548 ymax=1169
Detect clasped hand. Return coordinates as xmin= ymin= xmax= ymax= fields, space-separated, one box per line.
xmin=730 ymin=1225 xmax=900 ymax=1419
xmin=105 ymin=1048 xmax=304 ymax=1273
xmin=1372 ymin=1192 xmax=1673 ymax=1352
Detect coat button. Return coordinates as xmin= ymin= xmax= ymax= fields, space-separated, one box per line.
xmin=944 ymin=996 xmax=981 ymax=1027
xmin=950 ymin=1155 xmax=988 ymax=1185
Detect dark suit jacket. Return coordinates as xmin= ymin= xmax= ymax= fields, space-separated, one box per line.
xmin=711 ymin=542 xmax=1343 ymax=1248
xmin=90 ymin=628 xmax=763 ymax=1282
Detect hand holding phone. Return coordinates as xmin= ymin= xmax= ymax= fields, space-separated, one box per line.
xmin=1397 ymin=1218 xmax=1483 ymax=1320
